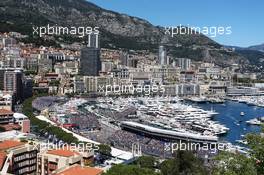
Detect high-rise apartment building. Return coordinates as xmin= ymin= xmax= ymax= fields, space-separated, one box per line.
xmin=0 ymin=140 xmax=38 ymax=175
xmin=177 ymin=58 xmax=191 ymax=70
xmin=80 ymin=32 xmax=101 ymax=76
xmin=4 ymin=70 xmax=23 ymax=102
xmin=158 ymin=45 xmax=167 ymax=65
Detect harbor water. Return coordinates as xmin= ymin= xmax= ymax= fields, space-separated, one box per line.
xmin=195 ymin=101 xmax=263 ymax=144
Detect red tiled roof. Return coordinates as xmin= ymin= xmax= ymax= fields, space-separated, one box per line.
xmin=0 ymin=140 xmax=24 ymax=150
xmin=55 ymin=165 xmax=103 ymax=175
xmin=0 ymin=152 xmax=6 ymax=170
xmin=47 ymin=149 xmax=80 ymax=157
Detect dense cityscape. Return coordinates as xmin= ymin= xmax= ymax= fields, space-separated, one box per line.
xmin=0 ymin=0 xmax=263 ymax=175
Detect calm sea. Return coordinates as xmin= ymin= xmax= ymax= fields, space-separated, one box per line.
xmin=196 ymin=101 xmax=263 ymax=144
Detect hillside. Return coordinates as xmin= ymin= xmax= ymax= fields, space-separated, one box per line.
xmin=248 ymin=43 xmax=264 ymax=52
xmin=0 ymin=0 xmax=253 ymax=66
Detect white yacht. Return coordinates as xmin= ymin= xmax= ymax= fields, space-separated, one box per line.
xmin=246 ymin=118 xmax=262 ymax=125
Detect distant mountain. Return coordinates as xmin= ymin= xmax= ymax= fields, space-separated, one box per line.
xmin=0 ymin=0 xmax=254 ymax=67
xmin=226 ymin=43 xmax=264 ymax=52
xmin=236 ymin=49 xmax=264 ymax=65
xmin=0 ymin=0 xmax=218 ymax=48
xmin=225 ymin=44 xmax=264 ymax=72
xmin=224 ymin=45 xmax=245 ymax=51
xmin=248 ymin=43 xmax=264 ymax=52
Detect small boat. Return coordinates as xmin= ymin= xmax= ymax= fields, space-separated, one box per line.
xmin=236 ymin=139 xmax=248 ymax=145
xmin=246 ymin=118 xmax=262 ymax=125
xmin=240 ymin=112 xmax=245 ymax=116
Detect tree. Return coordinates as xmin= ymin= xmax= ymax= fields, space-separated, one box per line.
xmin=160 ymin=151 xmax=207 ymax=175
xmin=97 ymin=144 xmax=112 ymax=163
xmin=136 ymin=156 xmax=157 ymax=169
xmin=22 ymin=95 xmax=79 ymax=144
xmin=160 ymin=158 xmax=179 ymax=175
xmin=98 ymin=144 xmax=112 ymax=156
xmin=246 ymin=126 xmax=264 ymax=174
xmin=212 ymin=151 xmax=257 ymax=175
xmin=103 ymin=164 xmax=160 ymax=175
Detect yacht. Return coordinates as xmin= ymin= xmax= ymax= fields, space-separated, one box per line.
xmin=186 ymin=96 xmax=207 ymax=103
xmin=246 ymin=118 xmax=262 ymax=125
xmin=94 ymin=96 xmax=230 ymax=138
xmin=208 ymin=108 xmax=219 ymax=116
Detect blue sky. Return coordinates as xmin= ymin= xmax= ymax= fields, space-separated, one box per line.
xmin=88 ymin=0 xmax=263 ymax=47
